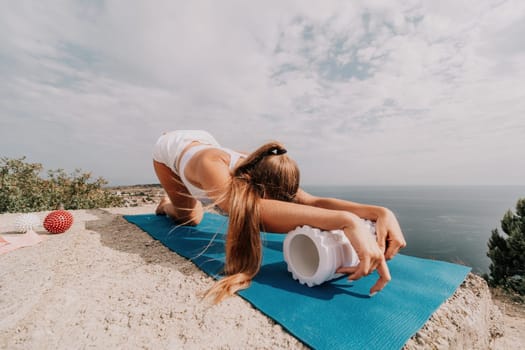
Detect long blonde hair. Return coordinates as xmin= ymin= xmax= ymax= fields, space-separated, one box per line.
xmin=205 ymin=141 xmax=300 ymax=303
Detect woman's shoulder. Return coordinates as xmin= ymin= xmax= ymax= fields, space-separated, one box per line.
xmin=189 ymin=149 xmax=233 ymax=193
xmin=190 ymin=148 xmax=232 ymax=174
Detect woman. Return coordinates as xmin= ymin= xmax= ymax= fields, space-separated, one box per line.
xmin=153 ymin=130 xmax=406 ymax=303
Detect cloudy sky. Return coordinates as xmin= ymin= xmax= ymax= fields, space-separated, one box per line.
xmin=1 ymin=0 xmax=524 ymax=186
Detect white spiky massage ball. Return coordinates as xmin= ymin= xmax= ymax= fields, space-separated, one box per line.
xmin=14 ymin=213 xmax=40 ymax=233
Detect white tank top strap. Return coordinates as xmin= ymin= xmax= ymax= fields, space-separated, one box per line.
xmin=226 ymin=149 xmax=244 ymax=170
xmin=177 ymin=144 xmax=214 ymax=175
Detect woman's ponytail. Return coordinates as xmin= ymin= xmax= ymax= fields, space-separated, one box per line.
xmin=204 ymin=172 xmax=262 ymax=303
xmin=204 ymin=142 xmax=299 ymax=304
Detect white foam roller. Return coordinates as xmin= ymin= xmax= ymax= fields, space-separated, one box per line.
xmin=283 ymin=220 xmax=376 ymax=287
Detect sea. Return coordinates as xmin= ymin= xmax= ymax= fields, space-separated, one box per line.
xmin=302 ymin=185 xmax=525 ymax=274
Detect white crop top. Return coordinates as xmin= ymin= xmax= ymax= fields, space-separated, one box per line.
xmin=178 ymin=145 xmax=245 ymax=205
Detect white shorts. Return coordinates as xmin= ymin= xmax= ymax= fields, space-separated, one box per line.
xmin=152 ymin=130 xmax=220 ymax=175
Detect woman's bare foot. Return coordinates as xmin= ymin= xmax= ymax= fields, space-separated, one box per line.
xmin=155 ymin=196 xmax=171 ymax=215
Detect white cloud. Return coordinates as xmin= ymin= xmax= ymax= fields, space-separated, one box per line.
xmin=0 ymin=0 xmax=524 ymax=185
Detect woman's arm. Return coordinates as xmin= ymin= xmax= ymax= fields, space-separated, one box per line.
xmin=259 ymin=199 xmax=391 ymax=295
xmin=295 ymin=188 xmax=406 ymax=260
xmin=295 ymin=188 xmax=384 ymax=219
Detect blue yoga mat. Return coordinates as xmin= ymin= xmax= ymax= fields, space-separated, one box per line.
xmin=124 ymin=212 xmax=471 ymax=350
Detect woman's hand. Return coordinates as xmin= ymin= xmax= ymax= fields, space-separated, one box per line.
xmin=375 ymin=208 xmax=406 ymax=260
xmin=337 ymin=218 xmax=391 ymax=295
xmin=294 ymin=189 xmax=406 ymax=260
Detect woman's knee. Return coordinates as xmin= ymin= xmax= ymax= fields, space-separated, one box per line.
xmin=171 ymin=201 xmax=203 ymax=226
xmin=185 ymin=201 xmax=204 ymax=226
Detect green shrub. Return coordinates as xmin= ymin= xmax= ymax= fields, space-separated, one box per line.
xmin=486 ymin=198 xmax=525 ymax=295
xmin=0 ymin=157 xmax=123 ymax=213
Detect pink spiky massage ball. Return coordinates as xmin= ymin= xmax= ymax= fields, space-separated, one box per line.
xmin=43 ymin=210 xmax=74 ymax=234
